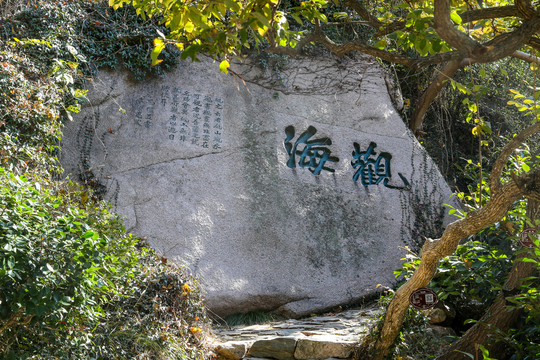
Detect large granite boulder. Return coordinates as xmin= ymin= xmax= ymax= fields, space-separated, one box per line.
xmin=60 ymin=54 xmax=458 ymax=318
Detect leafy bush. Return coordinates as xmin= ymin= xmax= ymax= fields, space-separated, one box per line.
xmin=0 ymin=169 xmax=209 ymax=358
xmin=1 ymin=0 xmax=180 ymax=80
xmin=0 ymin=0 xmax=209 ymax=358
xmin=0 ymin=169 xmax=134 ymax=354
xmin=500 ymin=226 xmax=540 ymax=360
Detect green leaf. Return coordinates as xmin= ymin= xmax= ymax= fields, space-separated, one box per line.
xmin=291 ymin=14 xmax=303 ymax=25
xmin=184 ymin=21 xmax=195 ymax=33
xmin=252 ymin=11 xmax=271 ymax=27
xmin=180 ymin=44 xmax=201 ymax=60
xmin=374 ymin=38 xmax=386 ymax=49
xmin=151 ymin=41 xmax=166 ymax=66
xmin=450 ymin=11 xmax=462 ymax=25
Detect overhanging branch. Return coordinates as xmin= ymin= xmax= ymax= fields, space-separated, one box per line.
xmin=490 ymin=121 xmax=540 ymax=195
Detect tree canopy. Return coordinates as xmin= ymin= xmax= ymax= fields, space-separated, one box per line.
xmin=109 ymin=0 xmax=540 ymax=134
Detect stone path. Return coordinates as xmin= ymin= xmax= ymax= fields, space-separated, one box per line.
xmin=211 ymin=305 xmax=381 ymax=360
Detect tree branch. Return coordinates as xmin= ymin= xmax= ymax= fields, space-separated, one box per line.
xmin=434 ymin=0 xmax=484 ymax=57
xmin=528 ymin=36 xmax=540 ymax=51
xmin=344 ymin=1 xmax=521 ymax=38
xmin=511 ymin=49 xmax=540 ymax=64
xmin=343 ymin=0 xmax=384 ymax=29
xmin=409 ymin=58 xmax=465 ymax=134
xmin=438 ymin=199 xmax=539 ymax=359
xmin=490 ymin=121 xmax=540 ymax=195
xmin=434 ymin=0 xmax=540 ymax=64
xmin=460 ymin=5 xmax=520 ymax=23
xmin=514 ymin=0 xmax=537 ymax=19
xmin=374 ymin=120 xmax=540 ymax=358
xmin=266 ymin=33 xmax=465 ymax=70
xmin=478 ymin=16 xmax=540 ymax=63
xmin=374 ymin=167 xmax=540 ymax=359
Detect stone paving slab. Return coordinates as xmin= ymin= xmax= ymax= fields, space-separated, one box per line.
xmin=211 ymin=306 xmax=380 ymax=360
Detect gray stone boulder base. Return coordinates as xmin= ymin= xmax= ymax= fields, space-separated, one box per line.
xmin=60 ymin=54 xmax=458 ymax=318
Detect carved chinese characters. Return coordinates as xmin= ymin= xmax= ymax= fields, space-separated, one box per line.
xmin=284 ymin=124 xmax=410 ymax=189
xmin=284 ymin=125 xmax=339 ymax=175
xmin=133 ymin=86 xmax=224 ymax=150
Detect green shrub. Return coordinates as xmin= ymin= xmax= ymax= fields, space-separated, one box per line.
xmin=0 ymin=2 xmax=209 ymax=357
xmin=0 ymin=169 xmax=137 ymax=351
xmin=0 ymin=169 xmax=209 ymax=358
xmin=501 ymin=226 xmax=540 ymax=360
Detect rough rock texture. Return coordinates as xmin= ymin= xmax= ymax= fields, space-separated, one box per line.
xmin=60 ymin=54 xmax=458 ymax=318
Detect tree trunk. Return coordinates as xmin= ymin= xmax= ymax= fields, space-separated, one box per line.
xmin=437 ymin=199 xmax=540 ymax=360
xmin=409 ymin=59 xmax=463 ymax=136
xmin=372 ymin=181 xmax=532 ymax=358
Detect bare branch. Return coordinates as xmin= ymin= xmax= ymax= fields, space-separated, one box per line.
xmin=511 ymin=49 xmax=540 ymax=64
xmin=490 ymin=121 xmax=540 ymax=195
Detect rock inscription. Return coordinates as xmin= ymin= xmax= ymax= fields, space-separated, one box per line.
xmin=61 ymin=55 xmax=459 ymax=318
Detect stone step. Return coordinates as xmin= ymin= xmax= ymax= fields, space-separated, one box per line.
xmin=211 ymin=306 xmax=380 ymax=360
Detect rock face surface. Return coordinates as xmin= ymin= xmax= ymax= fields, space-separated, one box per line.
xmin=60 ymin=54 xmax=458 ymax=318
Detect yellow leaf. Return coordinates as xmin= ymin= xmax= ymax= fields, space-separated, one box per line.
xmin=185 ymin=21 xmax=195 ymax=33
xmin=219 ymin=60 xmax=230 ymax=74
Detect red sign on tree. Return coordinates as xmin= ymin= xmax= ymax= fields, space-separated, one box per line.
xmin=409 ymin=288 xmax=439 ymax=310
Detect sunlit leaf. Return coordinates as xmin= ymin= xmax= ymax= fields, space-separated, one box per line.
xmin=450 ymin=11 xmax=462 ymax=25
xmin=219 ymin=59 xmax=230 ymax=73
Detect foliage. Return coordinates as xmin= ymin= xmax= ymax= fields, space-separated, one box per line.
xmin=0 ymin=169 xmax=133 ymax=355
xmin=0 ymin=0 xmax=180 ymax=81
xmin=501 ymin=225 xmax=540 ymax=360
xmin=109 ymin=0 xmax=328 ymax=66
xmin=107 ymin=0 xmax=540 ymax=77
xmin=396 ymin=238 xmax=512 ymax=311
xmin=0 ymin=39 xmax=71 ymax=174
xmin=88 ymin=258 xmax=209 ymax=360
xmin=0 ymin=169 xmax=209 ymax=358
xmin=0 ymin=0 xmax=209 ymax=358
xmin=355 ymin=287 xmax=453 ymax=360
